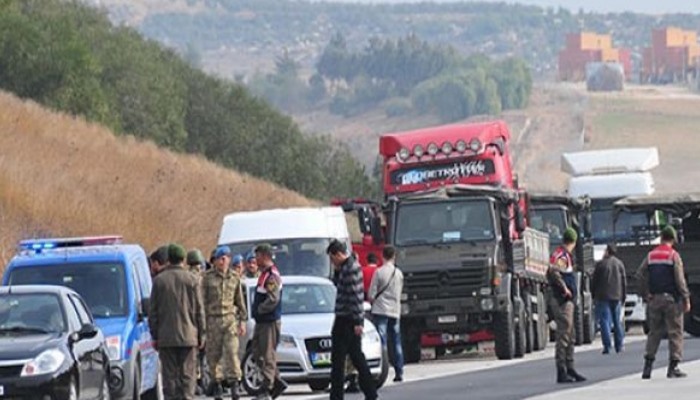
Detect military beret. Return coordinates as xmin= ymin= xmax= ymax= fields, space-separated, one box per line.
xmin=186 ymin=249 xmax=205 ymax=265
xmin=231 ymin=254 xmax=243 ymax=265
xmin=213 ymin=245 xmax=231 ymax=259
xmin=245 ymin=251 xmax=256 ymax=261
xmin=563 ymin=227 xmax=578 ymax=244
xmin=661 ymin=225 xmax=677 ymax=242
xmin=168 ymin=243 xmax=187 ymax=264
xmin=254 ymin=243 xmax=274 ymax=256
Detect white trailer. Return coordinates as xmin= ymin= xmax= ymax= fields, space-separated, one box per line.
xmin=562 ymin=147 xmax=660 ymax=326
xmin=218 ymin=207 xmax=351 ymax=278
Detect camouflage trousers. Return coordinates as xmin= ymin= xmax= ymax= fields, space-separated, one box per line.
xmin=645 ymin=293 xmax=684 ymax=361
xmin=206 ymin=315 xmax=242 ymax=382
xmin=550 ymin=298 xmax=575 ymax=370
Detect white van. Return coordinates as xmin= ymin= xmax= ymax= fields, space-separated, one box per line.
xmin=217 ymin=207 xmax=351 ymax=278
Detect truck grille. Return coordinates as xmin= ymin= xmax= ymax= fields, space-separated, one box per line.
xmin=404 ymin=259 xmax=487 ymax=300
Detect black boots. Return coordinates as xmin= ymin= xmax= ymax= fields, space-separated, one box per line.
xmin=210 ymin=381 xmax=224 ymax=400
xmin=557 ymin=367 xmax=576 ymax=383
xmin=271 ymin=377 xmax=289 ymax=399
xmin=667 ymin=360 xmax=687 ymax=378
xmin=229 ymin=380 xmax=240 ymax=400
xmin=567 ymin=368 xmax=587 ymax=382
xmin=642 ymin=358 xmax=654 ymax=379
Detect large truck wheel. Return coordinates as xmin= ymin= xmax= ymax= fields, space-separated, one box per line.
xmin=685 ymin=290 xmax=700 ymax=337
xmin=522 ymin=287 xmax=534 ymax=354
xmin=573 ymin=299 xmax=584 ymax=346
xmin=532 ymin=285 xmax=547 ymax=351
xmin=513 ymin=298 xmax=526 ymax=359
xmin=402 ymin=322 xmax=421 ymax=364
xmin=494 ymin=299 xmax=515 ymax=360
xmin=583 ymin=302 xmax=595 ymax=344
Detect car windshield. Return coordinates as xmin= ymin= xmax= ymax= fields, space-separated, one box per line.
xmin=0 ymin=293 xmax=66 ymax=334
xmin=8 ymin=263 xmax=128 ymax=318
xmin=530 ymin=208 xmax=568 ymax=244
xmin=247 ymin=283 xmax=335 ymax=315
xmin=591 ymin=209 xmax=649 ymax=244
xmin=228 ymin=238 xmax=332 ymax=278
xmin=394 ymin=200 xmax=495 ymax=246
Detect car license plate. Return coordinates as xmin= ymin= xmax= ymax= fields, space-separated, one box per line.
xmin=438 ymin=315 xmax=457 ymax=324
xmin=311 ymin=352 xmax=332 ymax=366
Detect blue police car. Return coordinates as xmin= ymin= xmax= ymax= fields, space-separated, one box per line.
xmin=2 ymin=236 xmax=161 ymax=400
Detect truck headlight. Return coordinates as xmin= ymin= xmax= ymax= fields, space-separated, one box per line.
xmin=278 ymin=334 xmax=297 ymax=349
xmin=480 ymin=298 xmax=494 ymax=311
xmin=106 ymin=335 xmax=121 ymax=361
xmin=21 ymin=349 xmax=65 ymax=376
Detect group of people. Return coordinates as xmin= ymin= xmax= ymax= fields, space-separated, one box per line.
xmin=147 ymin=242 xmax=287 ymax=400
xmin=547 ymin=225 xmax=691 ymax=385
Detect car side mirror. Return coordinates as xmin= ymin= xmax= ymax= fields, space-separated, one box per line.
xmin=77 ymin=323 xmax=99 ymax=340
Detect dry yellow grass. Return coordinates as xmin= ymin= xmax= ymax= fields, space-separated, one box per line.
xmin=0 ymin=91 xmax=314 ymax=268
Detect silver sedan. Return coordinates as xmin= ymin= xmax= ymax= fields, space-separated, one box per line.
xmin=240 ymin=276 xmax=388 ymax=393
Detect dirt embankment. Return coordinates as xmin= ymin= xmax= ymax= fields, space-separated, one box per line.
xmin=0 ymin=91 xmax=313 ymax=267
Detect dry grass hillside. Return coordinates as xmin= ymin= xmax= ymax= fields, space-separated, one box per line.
xmin=0 ymin=91 xmax=313 ymax=267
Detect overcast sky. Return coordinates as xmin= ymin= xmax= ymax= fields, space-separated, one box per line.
xmin=322 ymin=0 xmax=700 ymax=14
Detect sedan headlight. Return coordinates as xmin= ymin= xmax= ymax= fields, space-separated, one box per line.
xmin=21 ymin=349 xmax=65 ymax=377
xmin=106 ymin=335 xmax=121 ymax=361
xmin=278 ymin=334 xmax=297 ymax=349
xmin=362 ymin=329 xmax=381 ymax=344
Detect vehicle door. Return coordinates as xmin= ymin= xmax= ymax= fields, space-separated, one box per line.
xmin=67 ymin=294 xmax=103 ymax=399
xmin=132 ymin=256 xmax=158 ymax=393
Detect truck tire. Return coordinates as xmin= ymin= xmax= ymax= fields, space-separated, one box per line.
xmin=685 ymin=290 xmax=700 ymax=337
xmin=583 ymin=302 xmax=595 ymax=344
xmin=514 ymin=299 xmax=526 ymax=359
xmin=494 ymin=299 xmax=515 ymax=360
xmin=522 ymin=288 xmax=534 ymax=354
xmin=532 ymin=286 xmax=547 ymax=351
xmin=574 ymin=299 xmax=584 ymax=346
xmin=402 ymin=322 xmax=421 ymax=364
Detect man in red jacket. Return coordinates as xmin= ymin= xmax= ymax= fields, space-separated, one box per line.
xmin=361 ymin=253 xmax=379 ymax=300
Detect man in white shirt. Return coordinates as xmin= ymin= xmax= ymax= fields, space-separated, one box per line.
xmin=368 ymin=246 xmax=405 ymax=382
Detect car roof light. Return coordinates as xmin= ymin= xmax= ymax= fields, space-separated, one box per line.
xmin=470 ymin=138 xmax=482 ymax=152
xmin=441 ymin=141 xmax=453 ymax=155
xmin=413 ymin=144 xmax=424 ymax=158
xmin=19 ymin=236 xmax=123 ymax=253
xmin=397 ymin=147 xmax=410 ymax=162
xmin=456 ymin=140 xmax=467 ymax=153
xmin=427 ymin=143 xmax=439 ymax=156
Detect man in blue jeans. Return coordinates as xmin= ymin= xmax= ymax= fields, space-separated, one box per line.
xmin=368 ymin=246 xmax=405 ymax=382
xmin=592 ymin=244 xmax=627 ymax=354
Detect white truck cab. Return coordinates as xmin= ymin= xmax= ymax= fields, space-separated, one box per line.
xmin=562 ymin=148 xmax=660 ymax=326
xmin=218 ymin=207 xmax=351 ymax=278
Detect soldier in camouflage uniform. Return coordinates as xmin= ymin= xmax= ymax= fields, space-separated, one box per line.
xmin=547 ymin=228 xmax=586 ymax=384
xmin=186 ymin=249 xmax=209 ymax=395
xmin=637 ymin=226 xmax=692 ymax=379
xmin=202 ymin=246 xmax=248 ymax=400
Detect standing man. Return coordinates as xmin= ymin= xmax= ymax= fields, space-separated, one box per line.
xmin=202 ymin=246 xmax=248 ymax=399
xmin=368 ymin=246 xmax=404 ymax=382
xmin=592 ymin=244 xmax=627 ymax=354
xmin=547 ymin=228 xmax=586 ymax=384
xmin=149 ymin=245 xmax=169 ymax=278
xmin=149 ymin=243 xmax=206 ymax=400
xmin=244 ymin=252 xmax=260 ymax=278
xmin=187 ymin=249 xmax=207 ymax=276
xmin=231 ymin=254 xmax=244 ymax=277
xmin=252 ymin=244 xmax=288 ymax=400
xmin=637 ymin=226 xmax=691 ymax=379
xmin=327 ymin=239 xmax=378 ymax=400
xmin=362 ymin=253 xmax=379 ymax=301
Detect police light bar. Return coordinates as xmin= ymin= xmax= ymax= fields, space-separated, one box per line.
xmin=19 ymin=235 xmax=123 ymax=252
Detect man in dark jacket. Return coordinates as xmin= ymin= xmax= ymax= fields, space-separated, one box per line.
xmin=252 ymin=244 xmax=287 ymax=400
xmin=547 ymin=228 xmax=586 ymax=384
xmin=149 ymin=243 xmax=206 ymax=400
xmin=592 ymin=244 xmax=627 ymax=354
xmin=327 ymin=239 xmax=378 ymax=400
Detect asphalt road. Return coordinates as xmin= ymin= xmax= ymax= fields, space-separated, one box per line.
xmin=331 ymin=337 xmax=700 ymax=400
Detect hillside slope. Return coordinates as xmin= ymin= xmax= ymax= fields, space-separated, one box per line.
xmin=0 ymin=90 xmax=312 ymax=265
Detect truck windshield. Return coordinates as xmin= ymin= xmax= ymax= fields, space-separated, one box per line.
xmin=530 ymin=208 xmax=568 ymax=244
xmin=228 ymin=238 xmax=331 ymax=278
xmin=394 ymin=200 xmax=495 ymax=246
xmin=7 ymin=263 xmax=128 ymax=318
xmin=591 ymin=209 xmax=649 ymax=243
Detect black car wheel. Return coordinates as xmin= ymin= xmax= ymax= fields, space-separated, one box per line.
xmin=242 ymin=349 xmax=263 ymax=395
